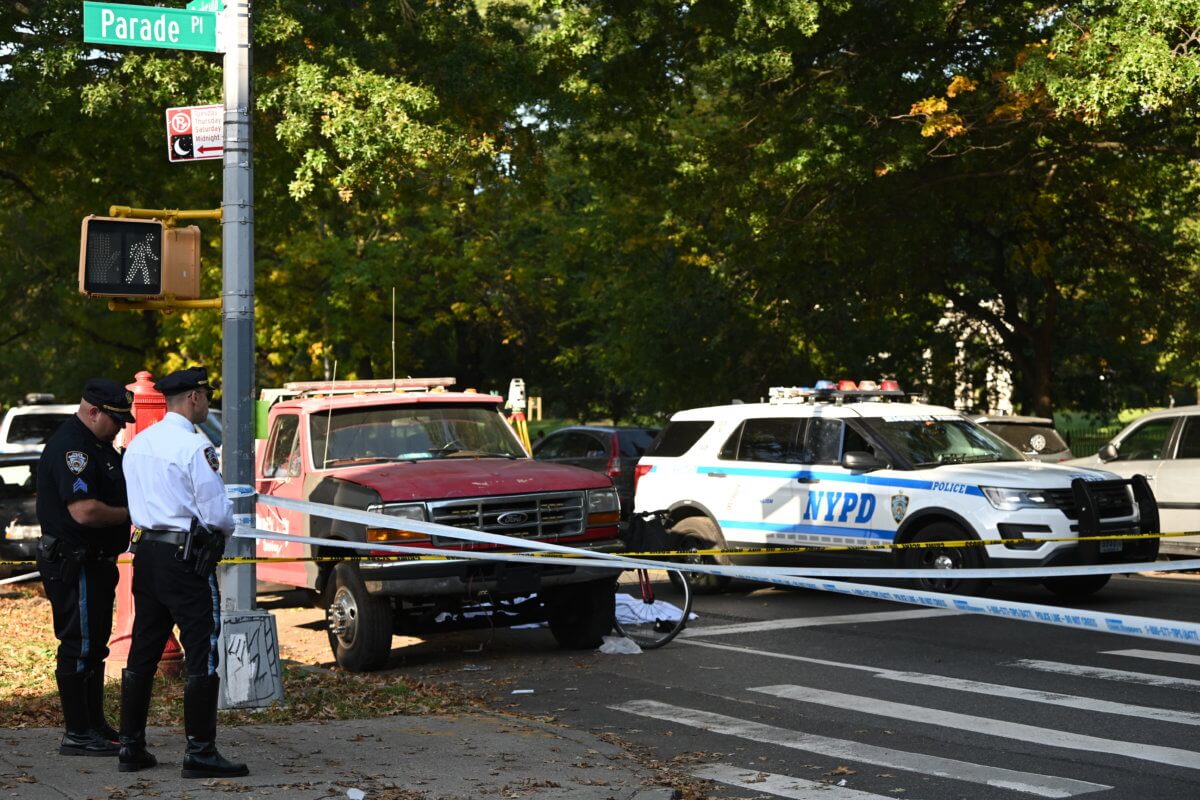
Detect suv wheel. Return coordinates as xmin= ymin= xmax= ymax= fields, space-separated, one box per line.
xmin=548 ymin=578 xmax=615 ymax=649
xmin=1043 ymin=574 xmax=1111 ymax=599
xmin=325 ymin=562 xmax=394 ymax=672
xmin=899 ymin=523 xmax=988 ymax=596
xmin=670 ymin=517 xmax=733 ymax=595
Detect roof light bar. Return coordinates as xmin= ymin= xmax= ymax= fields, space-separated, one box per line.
xmin=768 ymin=379 xmax=907 ymax=405
xmin=282 ymin=377 xmax=457 ymax=398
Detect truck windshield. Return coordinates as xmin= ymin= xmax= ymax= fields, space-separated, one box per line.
xmin=860 ymin=416 xmax=1026 ymax=468
xmin=310 ymin=403 xmax=527 ymax=466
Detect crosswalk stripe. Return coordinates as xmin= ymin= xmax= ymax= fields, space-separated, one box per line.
xmin=679 ymin=608 xmax=963 ymax=638
xmin=683 ymin=639 xmax=1200 ymax=727
xmin=692 ymin=763 xmax=915 ymax=799
xmin=1013 ymin=659 xmax=1200 ymax=692
xmin=878 ymin=670 xmax=1200 ymax=727
xmin=752 ymin=684 xmax=1200 ymax=770
xmin=611 ymin=699 xmax=1110 ymax=798
xmin=1102 ymin=649 xmax=1200 ymax=667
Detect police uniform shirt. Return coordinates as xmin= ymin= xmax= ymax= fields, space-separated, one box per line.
xmin=35 ymin=415 xmax=129 ymax=555
xmin=123 ymin=412 xmax=235 ymax=534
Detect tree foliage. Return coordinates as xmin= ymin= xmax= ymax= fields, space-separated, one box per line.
xmin=1 ymin=1 xmax=1198 ymax=420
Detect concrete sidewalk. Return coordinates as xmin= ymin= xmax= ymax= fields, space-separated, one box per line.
xmin=0 ymin=713 xmax=680 ymax=799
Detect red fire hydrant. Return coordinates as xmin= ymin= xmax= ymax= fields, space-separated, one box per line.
xmin=106 ymin=370 xmax=184 ymax=678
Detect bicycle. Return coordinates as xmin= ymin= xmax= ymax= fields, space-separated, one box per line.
xmin=612 ymin=510 xmax=694 ymax=649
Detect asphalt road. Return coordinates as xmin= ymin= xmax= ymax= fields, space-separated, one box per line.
xmin=380 ymin=571 xmax=1200 ymax=800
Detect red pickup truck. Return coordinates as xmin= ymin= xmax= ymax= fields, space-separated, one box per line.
xmin=254 ymin=379 xmax=622 ymax=671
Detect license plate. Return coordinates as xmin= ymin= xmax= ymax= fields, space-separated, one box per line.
xmin=1100 ymin=539 xmax=1123 ymax=553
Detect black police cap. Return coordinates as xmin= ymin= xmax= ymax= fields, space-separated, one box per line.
xmin=155 ymin=366 xmax=212 ymax=397
xmin=82 ymin=378 xmax=135 ymax=423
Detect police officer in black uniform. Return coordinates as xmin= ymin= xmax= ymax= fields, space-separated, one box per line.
xmin=118 ymin=366 xmax=247 ymax=778
xmin=35 ymin=378 xmax=134 ymax=757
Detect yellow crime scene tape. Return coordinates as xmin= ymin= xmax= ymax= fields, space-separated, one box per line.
xmin=2 ymin=529 xmax=1195 ymax=568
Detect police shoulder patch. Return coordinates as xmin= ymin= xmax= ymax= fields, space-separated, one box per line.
xmin=66 ymin=451 xmax=88 ymax=475
xmin=204 ymin=446 xmax=220 ymax=472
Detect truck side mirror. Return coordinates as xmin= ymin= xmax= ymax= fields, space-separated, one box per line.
xmin=843 ymin=450 xmax=884 ymax=472
xmin=1098 ymin=443 xmax=1119 ymax=462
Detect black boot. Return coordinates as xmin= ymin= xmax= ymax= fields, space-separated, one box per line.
xmin=117 ymin=670 xmax=157 ymax=773
xmin=86 ymin=667 xmax=119 ymax=742
xmin=56 ymin=672 xmax=119 ymax=756
xmin=181 ymin=675 xmax=248 ymax=779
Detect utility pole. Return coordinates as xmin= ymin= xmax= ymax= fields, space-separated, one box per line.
xmin=217 ymin=0 xmax=282 ymax=709
xmin=80 ymin=0 xmax=281 ymax=707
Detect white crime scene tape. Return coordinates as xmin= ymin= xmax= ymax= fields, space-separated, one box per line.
xmin=251 ymin=493 xmax=1200 ymax=580
xmin=241 ymin=495 xmax=1200 ymax=647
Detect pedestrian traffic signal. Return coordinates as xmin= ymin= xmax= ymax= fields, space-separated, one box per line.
xmin=79 ymin=216 xmax=201 ymax=299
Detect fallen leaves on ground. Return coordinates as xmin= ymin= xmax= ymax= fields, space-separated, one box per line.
xmin=0 ymin=585 xmax=475 ymax=728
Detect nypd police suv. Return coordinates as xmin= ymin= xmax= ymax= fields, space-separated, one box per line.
xmin=633 ymin=381 xmax=1159 ymax=599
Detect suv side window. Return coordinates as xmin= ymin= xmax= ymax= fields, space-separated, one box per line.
xmin=646 ymin=421 xmax=713 ymax=458
xmin=1116 ymin=418 xmax=1175 ymax=461
xmin=720 ymin=418 xmax=806 ymax=463
xmin=565 ymin=431 xmax=607 ymax=458
xmin=806 ymin=418 xmax=885 ymax=465
xmin=535 ymin=432 xmax=569 ymax=458
xmin=264 ymin=414 xmax=301 ymax=477
xmin=806 ymin=419 xmax=844 ymax=463
xmin=1175 ymin=417 xmax=1200 ymax=459
xmin=618 ymin=429 xmax=658 ymax=458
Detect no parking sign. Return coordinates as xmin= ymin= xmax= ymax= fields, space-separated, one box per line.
xmin=166 ymin=104 xmax=223 ymax=163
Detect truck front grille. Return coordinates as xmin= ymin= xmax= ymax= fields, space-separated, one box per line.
xmin=426 ymin=491 xmax=586 ymax=545
xmin=1044 ymin=484 xmax=1134 ymax=520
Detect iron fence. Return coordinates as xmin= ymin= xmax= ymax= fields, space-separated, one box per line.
xmin=1060 ymin=427 xmax=1116 ymax=459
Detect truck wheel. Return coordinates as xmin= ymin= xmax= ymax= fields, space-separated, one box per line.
xmin=548 ymin=578 xmax=615 ymax=649
xmin=1043 ymin=574 xmax=1111 ymax=599
xmin=324 ymin=562 xmax=393 ymax=672
xmin=899 ymin=523 xmax=988 ymax=596
xmin=672 ymin=517 xmax=733 ymax=595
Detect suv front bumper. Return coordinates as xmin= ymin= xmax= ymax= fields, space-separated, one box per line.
xmin=360 ymin=539 xmax=624 ymax=598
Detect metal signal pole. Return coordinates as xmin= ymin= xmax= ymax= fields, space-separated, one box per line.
xmin=218 ymin=0 xmax=282 ymax=709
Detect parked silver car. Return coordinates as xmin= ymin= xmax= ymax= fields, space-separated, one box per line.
xmin=1064 ymin=406 xmax=1199 ymax=557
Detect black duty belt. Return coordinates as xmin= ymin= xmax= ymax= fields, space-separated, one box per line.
xmin=39 ymin=533 xmax=118 ymax=563
xmin=138 ymin=529 xmax=189 ymax=546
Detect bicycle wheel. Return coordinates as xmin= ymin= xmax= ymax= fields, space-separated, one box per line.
xmin=613 ymin=567 xmax=693 ymax=649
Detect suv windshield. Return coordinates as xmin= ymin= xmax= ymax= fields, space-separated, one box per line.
xmin=862 ymin=416 xmax=1025 ymax=468
xmin=7 ymin=414 xmax=72 ymax=446
xmin=310 ymin=403 xmax=526 ymax=466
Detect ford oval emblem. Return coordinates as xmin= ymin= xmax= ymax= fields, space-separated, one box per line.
xmin=497 ymin=511 xmax=529 ymax=526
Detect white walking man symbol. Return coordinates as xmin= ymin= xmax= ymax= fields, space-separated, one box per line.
xmin=126 ymin=239 xmax=159 ymax=285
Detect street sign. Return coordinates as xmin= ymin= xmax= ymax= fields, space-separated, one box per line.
xmin=82 ymin=1 xmax=220 ymax=53
xmin=166 ymin=104 xmax=223 ymax=163
xmin=186 ymin=0 xmax=223 ymax=10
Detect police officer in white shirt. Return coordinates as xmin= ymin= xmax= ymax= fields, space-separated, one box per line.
xmin=118 ymin=367 xmax=247 ymax=778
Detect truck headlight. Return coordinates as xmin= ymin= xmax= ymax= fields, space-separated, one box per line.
xmin=365 ymin=503 xmax=429 ymax=542
xmin=981 ymin=487 xmax=1053 ymax=512
xmin=586 ymin=488 xmax=620 ymax=525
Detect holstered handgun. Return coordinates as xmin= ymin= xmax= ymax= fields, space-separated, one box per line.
xmin=37 ymin=536 xmax=89 ymax=585
xmin=181 ymin=517 xmax=226 ymax=579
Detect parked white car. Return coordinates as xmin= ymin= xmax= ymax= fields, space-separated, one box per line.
xmin=634 ymin=382 xmax=1160 ymax=599
xmin=1065 ymin=406 xmax=1200 ymax=557
xmin=0 ymin=396 xmax=75 ymax=455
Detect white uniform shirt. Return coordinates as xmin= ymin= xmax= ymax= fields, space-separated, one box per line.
xmin=123 ymin=412 xmax=235 ymax=534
